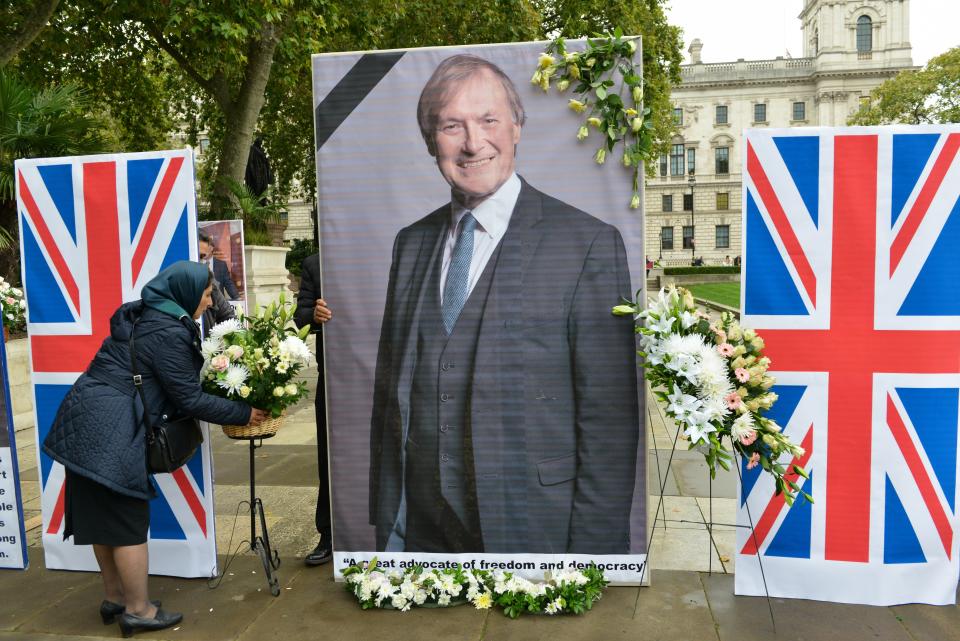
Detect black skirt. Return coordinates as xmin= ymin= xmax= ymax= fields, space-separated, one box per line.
xmin=63 ymin=469 xmax=150 ymax=546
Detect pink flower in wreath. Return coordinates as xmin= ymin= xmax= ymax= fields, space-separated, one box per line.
xmin=734 ymin=367 xmax=750 ymax=383
xmin=724 ymin=392 xmax=743 ymax=410
xmin=739 ymin=429 xmax=758 ymax=446
xmin=717 ymin=342 xmax=735 ymax=357
xmin=746 ymin=452 xmax=761 ymax=470
xmin=211 ymin=354 xmax=230 ymax=372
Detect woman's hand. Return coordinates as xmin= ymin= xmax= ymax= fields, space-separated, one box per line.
xmin=247 ymin=408 xmax=268 ymax=426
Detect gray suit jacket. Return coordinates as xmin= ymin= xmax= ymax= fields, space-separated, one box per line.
xmin=369 ymin=179 xmax=639 ymax=553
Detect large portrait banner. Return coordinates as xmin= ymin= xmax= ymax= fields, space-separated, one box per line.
xmin=313 ymin=41 xmax=648 ymax=583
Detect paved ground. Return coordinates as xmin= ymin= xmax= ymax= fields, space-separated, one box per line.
xmin=2 ymin=346 xmax=959 ymax=639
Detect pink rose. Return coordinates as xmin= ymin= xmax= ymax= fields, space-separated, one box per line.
xmin=746 ymin=452 xmax=761 ymax=470
xmin=725 ymin=392 xmax=743 ymax=410
xmin=4 ymin=297 xmax=13 ymax=305
xmin=717 ymin=342 xmax=735 ymax=357
xmin=739 ymin=430 xmax=758 ymax=446
xmin=211 ymin=354 xmax=230 ymax=372
xmin=735 ymin=367 xmax=750 ymax=383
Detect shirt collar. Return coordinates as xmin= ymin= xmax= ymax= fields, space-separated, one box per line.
xmin=450 ymin=173 xmax=521 ymax=238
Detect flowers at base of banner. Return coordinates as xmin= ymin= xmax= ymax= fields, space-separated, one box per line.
xmin=342 ymin=559 xmax=607 ymax=618
xmin=0 ymin=276 xmax=26 ymax=334
xmin=201 ymin=294 xmax=312 ymax=418
xmin=613 ymin=286 xmax=812 ymax=506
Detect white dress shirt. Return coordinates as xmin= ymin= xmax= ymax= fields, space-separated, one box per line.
xmin=439 ymin=173 xmax=521 ymax=303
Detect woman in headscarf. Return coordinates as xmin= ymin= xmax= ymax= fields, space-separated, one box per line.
xmin=43 ymin=261 xmax=266 ymax=637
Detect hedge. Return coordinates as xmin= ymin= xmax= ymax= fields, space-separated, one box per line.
xmin=663 ymin=266 xmax=741 ymax=275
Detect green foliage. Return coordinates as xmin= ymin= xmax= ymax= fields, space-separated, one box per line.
xmin=663 ymin=266 xmax=740 ymax=275
xmin=849 ymin=46 xmax=960 ymax=125
xmin=285 ymin=237 xmax=316 ymax=277
xmin=204 ymin=177 xmax=284 ymax=246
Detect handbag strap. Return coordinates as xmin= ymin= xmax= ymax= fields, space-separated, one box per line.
xmin=128 ymin=316 xmax=156 ymax=444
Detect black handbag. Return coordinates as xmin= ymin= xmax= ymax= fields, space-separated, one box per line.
xmin=129 ymin=318 xmax=203 ymax=474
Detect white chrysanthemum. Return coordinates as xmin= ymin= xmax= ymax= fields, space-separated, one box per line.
xmin=201 ymin=336 xmax=224 ymax=360
xmin=661 ymin=332 xmax=705 ymax=357
xmin=218 ymin=364 xmax=249 ymax=394
xmin=209 ymin=318 xmax=243 ymax=340
xmin=277 ymin=335 xmax=311 ymax=365
xmin=697 ymin=347 xmax=734 ymax=398
xmin=701 ymin=395 xmax=731 ymax=423
xmin=731 ymin=413 xmax=755 ymax=440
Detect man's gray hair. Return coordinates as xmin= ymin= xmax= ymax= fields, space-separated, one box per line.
xmin=417 ymin=54 xmax=526 ymax=156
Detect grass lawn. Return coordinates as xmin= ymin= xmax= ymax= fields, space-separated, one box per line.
xmin=687 ymin=282 xmax=741 ymax=309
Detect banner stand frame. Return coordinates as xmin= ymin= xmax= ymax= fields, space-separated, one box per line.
xmin=643 ymin=394 xmax=777 ymax=632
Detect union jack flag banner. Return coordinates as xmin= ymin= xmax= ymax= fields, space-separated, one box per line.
xmin=15 ymin=150 xmax=218 ymax=577
xmin=737 ymin=126 xmax=960 ymax=605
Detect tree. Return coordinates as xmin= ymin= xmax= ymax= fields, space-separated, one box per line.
xmin=849 ymin=46 xmax=960 ymax=125
xmin=0 ymin=69 xmax=104 ymax=276
xmin=0 ymin=0 xmax=60 ymax=66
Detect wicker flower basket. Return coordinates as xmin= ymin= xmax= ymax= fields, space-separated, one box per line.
xmin=221 ymin=412 xmax=286 ymax=440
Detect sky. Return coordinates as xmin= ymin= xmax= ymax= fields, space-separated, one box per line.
xmin=665 ymin=0 xmax=958 ymax=67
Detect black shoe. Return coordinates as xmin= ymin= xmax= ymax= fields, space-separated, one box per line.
xmin=99 ymin=600 xmax=162 ymax=625
xmin=304 ymin=540 xmax=332 ymax=566
xmin=118 ymin=608 xmax=183 ymax=638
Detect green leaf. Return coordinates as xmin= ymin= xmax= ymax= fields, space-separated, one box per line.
xmin=595 ymin=86 xmax=607 ymax=99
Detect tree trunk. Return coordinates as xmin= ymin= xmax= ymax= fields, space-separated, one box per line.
xmin=209 ymin=20 xmax=282 ymax=215
xmin=0 ymin=0 xmax=60 ymax=67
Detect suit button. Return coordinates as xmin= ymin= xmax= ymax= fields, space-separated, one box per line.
xmin=440 ymin=393 xmax=449 ymax=402
xmin=440 ymin=453 xmax=450 ymax=462
xmin=440 ymin=424 xmax=449 ymax=433
xmin=441 ymin=362 xmax=450 ymax=371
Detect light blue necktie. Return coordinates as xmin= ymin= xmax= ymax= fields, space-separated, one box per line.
xmin=441 ymin=212 xmax=477 ymax=333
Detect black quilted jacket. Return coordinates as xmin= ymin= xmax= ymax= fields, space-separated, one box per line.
xmin=42 ymin=301 xmax=252 ymax=499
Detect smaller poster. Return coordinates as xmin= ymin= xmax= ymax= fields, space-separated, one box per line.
xmin=0 ymin=335 xmax=28 ymax=570
xmin=198 ymin=220 xmax=247 ymax=312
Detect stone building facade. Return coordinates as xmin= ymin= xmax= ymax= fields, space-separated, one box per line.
xmin=646 ymin=0 xmax=914 ymax=266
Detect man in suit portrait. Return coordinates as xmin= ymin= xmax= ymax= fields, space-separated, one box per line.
xmin=198 ymin=232 xmax=240 ymax=300
xmin=369 ymin=54 xmax=640 ymax=555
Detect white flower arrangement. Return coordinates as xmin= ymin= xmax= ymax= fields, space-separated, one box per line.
xmin=343 ymin=560 xmax=607 ymax=618
xmin=614 ymin=286 xmax=811 ymax=506
xmin=0 ymin=276 xmax=26 ymax=334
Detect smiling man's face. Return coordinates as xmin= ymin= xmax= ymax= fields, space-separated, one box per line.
xmin=432 ymin=70 xmax=521 ymax=208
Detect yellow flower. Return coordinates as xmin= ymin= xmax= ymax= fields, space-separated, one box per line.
xmin=273 ymin=386 xmax=285 ymax=397
xmin=585 ymin=57 xmax=596 ymax=68
xmin=557 ymin=79 xmax=570 ymax=92
xmin=531 ymin=70 xmax=542 ymax=85
xmin=539 ymin=75 xmax=550 ymax=92
xmin=594 ymin=148 xmax=606 ymax=164
xmin=624 ymin=108 xmax=638 ymax=117
xmin=622 ymin=153 xmax=631 ymax=167
xmin=538 ymin=53 xmax=555 ymax=69
xmin=564 ymin=52 xmax=578 ymax=63
xmin=568 ymin=99 xmax=586 ymax=113
xmin=631 ymin=117 xmax=643 ymax=133
xmin=587 ymin=117 xmax=602 ymax=128
xmin=568 ymin=64 xmax=580 ymax=79
xmin=239 ymin=385 xmax=251 ymax=398
xmin=577 ymin=125 xmax=589 ymax=141
xmin=284 ymin=383 xmax=299 ymax=396
xmin=474 ymin=592 xmax=493 ymax=609
xmin=626 ymin=39 xmax=637 ymax=54
xmin=632 ymin=85 xmax=642 ymax=103
xmin=630 ymin=193 xmax=641 ymax=209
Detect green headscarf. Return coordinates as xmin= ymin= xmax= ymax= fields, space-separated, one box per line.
xmin=141 ymin=261 xmax=210 ymax=320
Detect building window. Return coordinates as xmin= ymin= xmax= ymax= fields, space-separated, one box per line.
xmin=673 ymin=107 xmax=683 ymax=126
xmin=670 ymin=143 xmax=685 ymax=176
xmin=662 ymin=195 xmax=673 ymax=212
xmin=686 ymin=148 xmax=696 ymax=175
xmin=682 ymin=226 xmax=694 ymax=249
xmin=715 ymin=105 xmax=728 ymax=124
xmin=814 ymin=28 xmax=819 ymax=53
xmin=716 ymin=192 xmax=729 ymax=210
xmin=661 ymin=227 xmax=674 ymax=250
xmin=793 ymin=102 xmax=806 ymax=121
xmin=683 ymin=193 xmax=693 ymax=211
xmin=715 ymin=147 xmax=729 ymax=175
xmin=857 ymin=15 xmax=872 ymax=55
xmin=716 ymin=225 xmax=730 ymax=249
xmin=754 ymin=103 xmax=767 ymax=123
xmin=659 ymin=153 xmax=668 ymax=177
